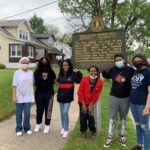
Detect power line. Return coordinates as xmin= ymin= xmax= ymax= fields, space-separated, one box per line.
xmin=0 ymin=1 xmax=57 ymax=21
xmin=45 ymin=16 xmax=66 ymax=24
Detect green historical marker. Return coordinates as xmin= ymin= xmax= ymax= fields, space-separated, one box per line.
xmin=72 ymin=17 xmax=126 ymax=70
xmin=72 ymin=17 xmax=126 ymax=133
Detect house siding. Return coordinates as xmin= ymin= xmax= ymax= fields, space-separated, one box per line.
xmin=0 ymin=33 xmax=9 ymax=63
xmin=5 ymin=27 xmax=17 ymax=38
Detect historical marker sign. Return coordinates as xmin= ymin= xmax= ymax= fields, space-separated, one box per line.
xmin=72 ymin=29 xmax=126 ymax=70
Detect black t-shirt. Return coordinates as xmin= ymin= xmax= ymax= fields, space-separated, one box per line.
xmin=34 ymin=69 xmax=56 ymax=94
xmin=89 ymin=78 xmax=98 ymax=93
xmin=130 ymin=68 xmax=150 ymax=105
xmin=102 ymin=66 xmax=134 ymax=98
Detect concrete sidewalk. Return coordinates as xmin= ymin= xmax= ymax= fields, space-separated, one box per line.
xmin=0 ymin=85 xmax=79 ymax=150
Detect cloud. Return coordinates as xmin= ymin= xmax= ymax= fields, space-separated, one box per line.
xmin=0 ymin=0 xmax=69 ymax=33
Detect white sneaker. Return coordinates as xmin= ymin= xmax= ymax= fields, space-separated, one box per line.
xmin=27 ymin=130 xmax=32 ymax=135
xmin=16 ymin=131 xmax=23 ymax=136
xmin=34 ymin=124 xmax=41 ymax=132
xmin=43 ymin=125 xmax=50 ymax=134
xmin=60 ymin=128 xmax=64 ymax=135
xmin=62 ymin=131 xmax=69 ymax=138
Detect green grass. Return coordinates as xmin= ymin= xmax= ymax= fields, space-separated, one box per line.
xmin=63 ymin=80 xmax=136 ymax=150
xmin=0 ymin=69 xmax=16 ymax=121
xmin=0 ymin=67 xmax=60 ymax=121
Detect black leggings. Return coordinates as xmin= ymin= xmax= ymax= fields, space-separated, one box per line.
xmin=79 ymin=103 xmax=96 ymax=133
xmin=35 ymin=91 xmax=54 ymax=125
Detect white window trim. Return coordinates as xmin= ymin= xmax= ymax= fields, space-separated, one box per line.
xmin=10 ymin=45 xmax=22 ymax=57
xmin=28 ymin=46 xmax=34 ymax=58
xmin=18 ymin=29 xmax=30 ymax=41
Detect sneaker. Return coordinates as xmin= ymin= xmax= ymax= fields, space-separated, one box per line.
xmin=34 ymin=124 xmax=41 ymax=133
xmin=62 ymin=131 xmax=69 ymax=138
xmin=27 ymin=130 xmax=32 ymax=135
xmin=104 ymin=137 xmax=113 ymax=148
xmin=120 ymin=135 xmax=126 ymax=147
xmin=60 ymin=128 xmax=64 ymax=135
xmin=131 ymin=145 xmax=142 ymax=150
xmin=16 ymin=131 xmax=23 ymax=136
xmin=90 ymin=132 xmax=96 ymax=140
xmin=43 ymin=125 xmax=50 ymax=134
xmin=81 ymin=132 xmax=87 ymax=139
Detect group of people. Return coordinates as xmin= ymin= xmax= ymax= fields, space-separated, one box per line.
xmin=12 ymin=53 xmax=150 ymax=150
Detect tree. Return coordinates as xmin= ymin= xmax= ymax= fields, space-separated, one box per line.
xmin=45 ymin=24 xmax=60 ymax=38
xmin=58 ymin=0 xmax=150 ymax=49
xmin=29 ymin=14 xmax=47 ymax=33
xmin=46 ymin=24 xmax=73 ymax=45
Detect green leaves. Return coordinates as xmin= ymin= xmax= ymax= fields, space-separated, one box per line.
xmin=59 ymin=0 xmax=150 ymax=49
xmin=29 ymin=14 xmax=47 ymax=34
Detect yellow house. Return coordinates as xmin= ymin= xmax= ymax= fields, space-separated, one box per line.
xmin=0 ymin=19 xmax=62 ymax=68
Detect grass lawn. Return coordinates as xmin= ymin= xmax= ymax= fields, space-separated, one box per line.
xmin=0 ymin=67 xmax=59 ymax=121
xmin=0 ymin=67 xmax=136 ymax=149
xmin=63 ymin=80 xmax=136 ymax=150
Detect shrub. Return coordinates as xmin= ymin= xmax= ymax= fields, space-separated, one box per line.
xmin=0 ymin=64 xmax=6 ymax=69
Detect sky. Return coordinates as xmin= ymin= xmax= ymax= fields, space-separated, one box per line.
xmin=0 ymin=0 xmax=69 ymax=33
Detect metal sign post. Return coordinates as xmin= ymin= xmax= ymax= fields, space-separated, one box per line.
xmin=95 ymin=97 xmax=101 ymax=133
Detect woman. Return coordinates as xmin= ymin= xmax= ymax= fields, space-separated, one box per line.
xmin=12 ymin=57 xmax=34 ymax=136
xmin=34 ymin=57 xmax=57 ymax=134
xmin=77 ymin=66 xmax=103 ymax=139
xmin=102 ymin=53 xmax=134 ymax=147
xmin=130 ymin=54 xmax=150 ymax=150
xmin=57 ymin=59 xmax=82 ymax=138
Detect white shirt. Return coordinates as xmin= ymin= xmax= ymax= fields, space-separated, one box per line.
xmin=12 ymin=69 xmax=35 ymax=103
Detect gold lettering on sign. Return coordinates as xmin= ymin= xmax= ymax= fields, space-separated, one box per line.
xmin=74 ymin=31 xmax=125 ymax=68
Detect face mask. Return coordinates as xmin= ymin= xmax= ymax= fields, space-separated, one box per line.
xmin=115 ymin=61 xmax=124 ymax=68
xmin=89 ymin=75 xmax=98 ymax=80
xmin=21 ymin=64 xmax=29 ymax=70
xmin=133 ymin=62 xmax=143 ymax=69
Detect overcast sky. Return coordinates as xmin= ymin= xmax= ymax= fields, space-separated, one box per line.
xmin=0 ymin=0 xmax=68 ymax=33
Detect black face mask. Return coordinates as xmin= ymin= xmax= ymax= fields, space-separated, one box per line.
xmin=133 ymin=62 xmax=144 ymax=69
xmin=42 ymin=63 xmax=48 ymax=66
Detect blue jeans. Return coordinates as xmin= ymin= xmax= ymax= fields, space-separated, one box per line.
xmin=16 ymin=103 xmax=31 ymax=132
xmin=59 ymin=103 xmax=71 ymax=131
xmin=130 ymin=103 xmax=150 ymax=150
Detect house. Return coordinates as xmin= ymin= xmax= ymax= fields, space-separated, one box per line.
xmin=0 ymin=19 xmax=62 ymax=68
xmin=33 ymin=33 xmax=62 ymax=65
xmin=54 ymin=41 xmax=72 ymax=60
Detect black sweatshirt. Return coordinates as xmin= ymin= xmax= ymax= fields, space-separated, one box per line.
xmin=102 ymin=66 xmax=134 ymax=98
xmin=57 ymin=71 xmax=82 ymax=103
xmin=34 ymin=69 xmax=56 ymax=94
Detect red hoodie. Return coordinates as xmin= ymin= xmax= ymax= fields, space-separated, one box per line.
xmin=77 ymin=76 xmax=103 ymax=105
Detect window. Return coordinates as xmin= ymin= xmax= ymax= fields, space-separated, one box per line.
xmin=19 ymin=30 xmax=28 ymax=41
xmin=10 ymin=45 xmax=22 ymax=57
xmin=28 ymin=46 xmax=34 ymax=58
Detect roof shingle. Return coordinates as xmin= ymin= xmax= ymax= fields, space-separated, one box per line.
xmin=0 ymin=19 xmax=26 ymax=27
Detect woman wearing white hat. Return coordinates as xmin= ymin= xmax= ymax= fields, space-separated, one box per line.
xmin=12 ymin=57 xmax=34 ymax=136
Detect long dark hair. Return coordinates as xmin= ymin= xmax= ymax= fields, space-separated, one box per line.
xmin=132 ymin=54 xmax=150 ymax=67
xmin=35 ymin=57 xmax=53 ymax=75
xmin=59 ymin=59 xmax=73 ymax=76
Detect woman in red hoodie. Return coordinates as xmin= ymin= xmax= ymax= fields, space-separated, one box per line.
xmin=77 ymin=66 xmax=103 ymax=139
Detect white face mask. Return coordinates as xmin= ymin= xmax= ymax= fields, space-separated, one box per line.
xmin=89 ymin=75 xmax=98 ymax=80
xmin=21 ymin=64 xmax=29 ymax=70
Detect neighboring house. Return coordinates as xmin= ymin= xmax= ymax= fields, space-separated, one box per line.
xmin=54 ymin=41 xmax=72 ymax=60
xmin=33 ymin=33 xmax=62 ymax=65
xmin=0 ymin=19 xmax=62 ymax=68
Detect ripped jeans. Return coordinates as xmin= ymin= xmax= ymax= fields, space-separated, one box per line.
xmin=108 ymin=96 xmax=130 ymax=138
xmin=130 ymin=103 xmax=150 ymax=150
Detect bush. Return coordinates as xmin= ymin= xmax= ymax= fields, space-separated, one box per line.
xmin=0 ymin=64 xmax=6 ymax=69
